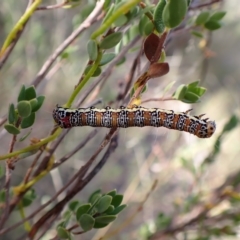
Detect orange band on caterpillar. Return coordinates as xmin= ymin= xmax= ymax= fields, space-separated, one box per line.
xmin=52 ymin=105 xmax=216 ymax=138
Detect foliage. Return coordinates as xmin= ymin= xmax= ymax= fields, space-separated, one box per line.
xmin=0 ymin=1 xmax=239 ymax=240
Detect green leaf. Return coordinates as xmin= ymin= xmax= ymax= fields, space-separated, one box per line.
xmin=88 ymin=189 xmax=102 ymax=204
xmin=204 ymin=20 xmax=221 ymax=31
xmin=102 ymin=4 xmax=115 ymax=23
xmin=116 ymin=57 xmax=126 ymax=66
xmin=99 ymin=53 xmax=116 ymax=66
xmin=111 ymin=195 xmax=123 ymax=208
xmin=95 ymin=195 xmax=112 ymax=213
xmin=21 ymin=189 xmax=36 ymax=207
xmin=191 ymin=30 xmax=204 ymax=38
xmin=104 ymin=205 xmax=115 ymax=214
xmin=4 ymin=124 xmax=20 ymax=135
xmin=93 ymin=222 xmax=109 ymax=228
xmin=114 ymin=14 xmax=128 ymax=27
xmin=182 ymin=92 xmax=200 ymax=103
xmin=139 ymin=15 xmax=149 ymax=36
xmin=29 ymin=99 xmax=38 ymax=111
xmin=153 ymin=0 xmax=166 ymax=33
xmin=0 ymin=190 xmax=6 ymax=202
xmin=162 ymin=80 xmax=175 ymax=96
xmin=17 ymin=101 xmax=31 ymax=118
xmin=25 ymin=86 xmax=36 ymax=100
xmin=21 ymin=113 xmax=35 ymax=129
xmin=8 ymin=103 xmax=17 ymax=124
xmin=31 ymin=96 xmax=45 ymax=112
xmin=87 ymin=40 xmax=98 ymax=61
xmin=79 ymin=214 xmax=95 ymax=231
xmin=163 ymin=0 xmax=188 ymax=28
xmin=84 ymin=66 xmax=102 ymax=77
xmin=57 ymin=226 xmax=71 ymax=239
xmin=60 ymin=46 xmax=78 ymax=59
xmin=187 ymin=80 xmax=199 ymax=88
xmin=222 ymin=115 xmax=238 ymax=133
xmin=190 ymin=87 xmax=206 ymax=97
xmin=0 ymin=166 xmax=4 ymax=178
xmin=18 ymin=85 xmax=26 ymax=102
xmin=19 ymin=130 xmax=32 ymax=142
xmin=144 ymin=21 xmax=154 ymax=36
xmin=100 ymin=32 xmax=123 ymax=49
xmin=106 ymin=189 xmax=117 ymax=197
xmin=110 ymin=204 xmax=127 ymax=215
xmin=173 ymin=84 xmax=187 ymax=100
xmin=76 ymin=204 xmax=92 ymax=221
xmin=80 ymin=3 xmax=96 ymax=21
xmin=209 ymin=11 xmax=226 ymax=21
xmin=195 ymin=11 xmax=210 ymax=25
xmin=181 ymin=157 xmax=196 ymax=175
xmin=156 ymin=213 xmax=172 ymax=230
xmin=95 ymin=215 xmax=117 ymax=224
xmin=103 ymin=0 xmax=111 ymax=10
xmin=68 ymin=200 xmax=80 ymax=212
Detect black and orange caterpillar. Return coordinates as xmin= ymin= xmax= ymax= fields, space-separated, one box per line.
xmin=53 ymin=105 xmax=216 ymax=138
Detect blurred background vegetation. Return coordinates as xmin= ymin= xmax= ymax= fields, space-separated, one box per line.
xmin=0 ymin=0 xmax=239 ymax=239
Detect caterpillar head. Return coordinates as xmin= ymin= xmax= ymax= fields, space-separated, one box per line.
xmin=197 ymin=121 xmax=216 ymax=138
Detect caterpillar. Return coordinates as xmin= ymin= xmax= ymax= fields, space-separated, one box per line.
xmin=52 ymin=105 xmax=216 ymax=138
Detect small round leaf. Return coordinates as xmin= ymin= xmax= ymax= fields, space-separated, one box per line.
xmin=111 ymin=195 xmax=123 ymax=208
xmin=173 ymin=84 xmax=187 ymax=100
xmin=57 ymin=226 xmax=71 ymax=239
xmin=106 ymin=189 xmax=117 ymax=197
xmin=25 ymin=86 xmax=36 ymax=100
xmin=100 ymin=32 xmax=123 ymax=49
xmin=105 ymin=205 xmax=115 ymax=214
xmin=88 ymin=190 xmax=102 ymax=204
xmin=21 ymin=113 xmax=35 ymax=129
xmin=79 ymin=214 xmax=95 ymax=231
xmin=99 ymin=53 xmax=116 ymax=66
xmin=114 ymin=15 xmax=128 ymax=27
xmin=18 ymin=85 xmax=26 ymax=102
xmin=95 ymin=215 xmax=116 ymax=224
xmin=95 ymin=195 xmax=112 ymax=213
xmin=4 ymin=124 xmax=20 ymax=135
xmin=87 ymin=40 xmax=98 ymax=61
xmin=85 ymin=66 xmax=102 ymax=77
xmin=182 ymin=92 xmax=200 ymax=103
xmin=76 ymin=204 xmax=92 ymax=221
xmin=32 ymin=96 xmax=45 ymax=112
xmin=209 ymin=11 xmax=226 ymax=21
xmin=8 ymin=103 xmax=17 ymax=124
xmin=111 ymin=204 xmax=127 ymax=215
xmin=144 ymin=21 xmax=154 ymax=36
xmin=195 ymin=11 xmax=210 ymax=25
xmin=204 ymin=20 xmax=221 ymax=31
xmin=163 ymin=0 xmax=187 ymax=28
xmin=17 ymin=101 xmax=31 ymax=118
xmin=29 ymin=99 xmax=38 ymax=111
xmin=93 ymin=222 xmax=109 ymax=229
xmin=68 ymin=200 xmax=80 ymax=212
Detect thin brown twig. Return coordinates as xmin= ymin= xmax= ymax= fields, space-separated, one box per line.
xmin=53 ymin=129 xmax=98 ymax=168
xmin=149 ymin=168 xmax=240 ymax=239
xmin=31 ymin=0 xmax=104 ymax=87
xmin=28 ymin=133 xmax=119 ymax=238
xmin=23 ymin=149 xmax=44 ymax=183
